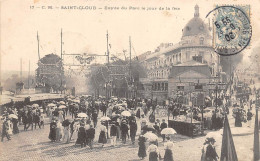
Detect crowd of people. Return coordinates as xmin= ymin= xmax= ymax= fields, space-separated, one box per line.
xmin=43 ymin=95 xmax=176 ymax=161
xmin=1 ymin=77 xmax=258 ymax=161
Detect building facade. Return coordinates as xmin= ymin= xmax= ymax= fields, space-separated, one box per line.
xmin=139 ymin=5 xmax=224 ymax=104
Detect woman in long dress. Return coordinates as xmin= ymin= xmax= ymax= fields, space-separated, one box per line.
xmin=98 ymin=121 xmax=107 ymax=147
xmin=76 ymin=123 xmax=86 ymax=148
xmin=138 ymin=135 xmax=146 ymax=160
xmin=62 ymin=120 xmax=70 ymax=144
xmin=147 ymin=141 xmax=159 ymax=161
xmin=55 ymin=120 xmax=62 ymax=141
xmin=49 ymin=119 xmax=56 ymax=142
xmin=58 ymin=110 xmax=64 ymax=122
xmin=12 ymin=118 xmax=19 ymax=134
xmin=235 ymin=110 xmax=242 ymax=127
xmin=163 ymin=137 xmax=174 ymax=161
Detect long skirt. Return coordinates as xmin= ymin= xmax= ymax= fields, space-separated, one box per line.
xmin=138 ymin=143 xmax=146 ymax=158
xmin=63 ymin=127 xmax=70 ymax=143
xmin=164 ymin=149 xmax=173 ymax=161
xmin=49 ymin=129 xmax=56 ymax=141
xmin=116 ymin=126 xmax=121 ymax=139
xmin=98 ymin=131 xmax=107 ymax=144
xmin=149 ymin=152 xmax=158 ymax=161
xmin=56 ymin=128 xmax=62 ymax=141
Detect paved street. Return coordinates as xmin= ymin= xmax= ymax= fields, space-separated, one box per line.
xmin=0 ymin=109 xmax=257 ymax=161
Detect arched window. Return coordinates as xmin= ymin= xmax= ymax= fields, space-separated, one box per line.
xmin=200 ymin=37 xmax=204 ymax=45
xmin=161 ymin=70 xmax=163 ymax=78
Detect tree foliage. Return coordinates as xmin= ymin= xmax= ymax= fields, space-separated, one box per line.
xmin=36 ymin=54 xmax=65 ymax=92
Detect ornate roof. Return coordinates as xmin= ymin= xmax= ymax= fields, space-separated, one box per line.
xmin=182 ymin=5 xmax=210 ymax=37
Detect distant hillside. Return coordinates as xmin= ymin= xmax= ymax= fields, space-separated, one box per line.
xmin=1 ymin=70 xmax=35 ymax=88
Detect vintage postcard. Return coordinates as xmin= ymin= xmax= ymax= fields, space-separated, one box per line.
xmin=1 ymin=0 xmax=260 ymax=160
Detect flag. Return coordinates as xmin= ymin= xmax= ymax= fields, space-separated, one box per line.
xmin=220 ymin=114 xmax=238 ymax=161
xmin=253 ymin=108 xmax=259 ymax=161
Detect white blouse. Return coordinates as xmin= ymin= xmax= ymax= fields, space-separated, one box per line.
xmin=164 ymin=141 xmax=174 ymax=150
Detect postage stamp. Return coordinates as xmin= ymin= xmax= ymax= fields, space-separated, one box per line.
xmin=206 ymin=5 xmax=252 ymax=56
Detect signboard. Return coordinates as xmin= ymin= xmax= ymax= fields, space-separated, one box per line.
xmin=197 ymin=93 xmax=204 ymax=106
xmin=176 ymin=83 xmax=186 ymax=86
xmin=192 ymin=93 xmax=204 ymax=106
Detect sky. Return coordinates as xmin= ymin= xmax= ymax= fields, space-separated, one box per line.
xmin=1 ymin=0 xmax=260 ymax=74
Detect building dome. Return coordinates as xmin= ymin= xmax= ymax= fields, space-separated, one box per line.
xmin=182 ymin=5 xmax=210 ymax=37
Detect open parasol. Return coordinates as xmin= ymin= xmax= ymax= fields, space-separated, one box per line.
xmin=144 ymin=132 xmax=158 ymax=141
xmin=100 ymin=116 xmax=111 ymax=121
xmin=121 ymin=111 xmax=131 ymax=117
xmin=58 ymin=105 xmax=67 ymax=109
xmin=48 ymin=103 xmax=56 ymax=107
xmin=73 ymin=99 xmax=80 ymax=103
xmin=8 ymin=114 xmax=18 ymax=119
xmin=59 ymin=101 xmax=66 ymax=105
xmin=161 ymin=128 xmax=177 ymax=135
xmin=77 ymin=113 xmax=87 ymax=118
xmin=32 ymin=104 xmax=39 ymax=108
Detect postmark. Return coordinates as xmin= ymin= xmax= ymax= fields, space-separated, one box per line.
xmin=206 ymin=5 xmax=252 ymax=56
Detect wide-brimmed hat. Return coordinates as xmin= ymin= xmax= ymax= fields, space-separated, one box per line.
xmin=205 ymin=137 xmax=216 ymax=143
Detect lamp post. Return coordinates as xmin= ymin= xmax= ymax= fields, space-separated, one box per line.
xmin=254 ymin=90 xmax=259 ymax=161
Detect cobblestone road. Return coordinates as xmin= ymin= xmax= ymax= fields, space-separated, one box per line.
xmin=0 ymin=112 xmax=256 ymax=161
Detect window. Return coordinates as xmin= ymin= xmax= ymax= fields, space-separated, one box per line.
xmin=200 ymin=37 xmax=204 ymax=45
xmin=158 ymin=83 xmax=160 ymax=90
xmin=162 ymin=83 xmax=164 ymax=91
xmin=195 ymin=84 xmax=203 ymax=90
xmin=165 ymin=83 xmax=168 ymax=91
xmin=161 ymin=70 xmax=163 ymax=78
xmin=177 ymin=86 xmax=184 ymax=90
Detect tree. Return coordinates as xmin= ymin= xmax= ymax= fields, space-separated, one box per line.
xmin=35 ymin=54 xmax=65 ymax=93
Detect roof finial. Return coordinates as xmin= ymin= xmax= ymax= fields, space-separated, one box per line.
xmin=194 ymin=4 xmax=199 ymax=17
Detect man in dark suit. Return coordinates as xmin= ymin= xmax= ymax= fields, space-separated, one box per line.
xmin=86 ymin=125 xmax=95 ymax=149
xmin=121 ymin=120 xmax=129 ymax=144
xmin=160 ymin=119 xmax=167 ymax=141
xmin=110 ymin=121 xmax=117 ymax=146
xmin=129 ymin=119 xmax=137 ymax=145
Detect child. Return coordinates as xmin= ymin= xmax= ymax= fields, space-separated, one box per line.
xmin=40 ymin=115 xmax=45 ymax=128
xmin=138 ymin=135 xmax=147 ymax=160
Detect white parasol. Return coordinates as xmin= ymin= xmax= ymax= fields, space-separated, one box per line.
xmin=8 ymin=114 xmax=18 ymax=119
xmin=48 ymin=103 xmax=56 ymax=107
xmin=77 ymin=113 xmax=87 ymax=118
xmin=59 ymin=101 xmax=66 ymax=105
xmin=100 ymin=116 xmax=111 ymax=121
xmin=58 ymin=105 xmax=67 ymax=109
xmin=144 ymin=132 xmax=158 ymax=141
xmin=161 ymin=128 xmax=177 ymax=135
xmin=32 ymin=104 xmax=39 ymax=108
xmin=121 ymin=111 xmax=131 ymax=117
xmin=73 ymin=100 xmax=80 ymax=103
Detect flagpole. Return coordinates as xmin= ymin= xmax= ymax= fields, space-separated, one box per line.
xmin=37 ymin=31 xmax=40 ymax=60
xmin=60 ymin=28 xmax=63 ymax=94
xmin=254 ymin=90 xmax=259 ymax=161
